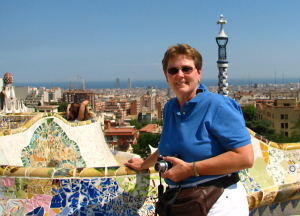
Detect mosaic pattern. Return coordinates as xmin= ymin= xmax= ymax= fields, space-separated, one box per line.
xmin=0 ymin=174 xmax=159 ymax=216
xmin=244 ymin=129 xmax=300 ymax=211
xmin=1 ymin=114 xmax=300 ymax=215
xmin=0 ymin=169 xmax=298 ymax=215
xmin=0 ymin=113 xmax=97 ymax=137
xmin=239 ymin=169 xmax=262 ymax=194
xmin=21 ymin=118 xmax=86 ymax=168
xmin=0 ymin=115 xmax=35 ymax=135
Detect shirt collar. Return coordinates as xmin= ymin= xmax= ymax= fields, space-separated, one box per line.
xmin=171 ymin=84 xmax=208 ymax=111
xmin=189 ymin=84 xmax=207 ymax=103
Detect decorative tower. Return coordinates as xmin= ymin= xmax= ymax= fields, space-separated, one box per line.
xmin=216 ymin=14 xmax=229 ymax=96
xmin=0 ymin=72 xmax=28 ymax=113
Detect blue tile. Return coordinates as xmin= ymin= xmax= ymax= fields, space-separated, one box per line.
xmin=26 ymin=207 xmax=44 ymax=216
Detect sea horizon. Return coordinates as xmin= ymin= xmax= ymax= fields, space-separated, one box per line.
xmin=14 ymin=77 xmax=300 ymax=90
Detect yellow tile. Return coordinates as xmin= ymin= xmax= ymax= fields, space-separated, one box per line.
xmin=53 ymin=208 xmax=61 ymax=214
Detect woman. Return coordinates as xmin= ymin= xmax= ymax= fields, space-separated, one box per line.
xmin=126 ymin=44 xmax=254 ymax=215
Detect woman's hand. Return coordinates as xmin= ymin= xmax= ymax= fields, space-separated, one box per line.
xmin=161 ymin=156 xmax=193 ymax=182
xmin=161 ymin=145 xmax=254 ymax=182
xmin=125 ymin=157 xmax=146 ymax=171
xmin=125 ymin=150 xmax=159 ymax=172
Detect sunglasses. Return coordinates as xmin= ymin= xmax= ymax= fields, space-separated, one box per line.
xmin=167 ymin=66 xmax=194 ymax=75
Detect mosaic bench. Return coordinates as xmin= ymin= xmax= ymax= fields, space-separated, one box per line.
xmin=0 ymin=113 xmax=300 ymax=215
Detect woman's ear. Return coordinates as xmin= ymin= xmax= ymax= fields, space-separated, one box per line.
xmin=197 ymin=69 xmax=202 ymax=83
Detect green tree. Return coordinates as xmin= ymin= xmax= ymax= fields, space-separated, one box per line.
xmin=242 ymin=105 xmax=256 ymax=122
xmin=289 ymin=119 xmax=300 ymax=142
xmin=268 ymin=131 xmax=300 ymax=143
xmin=57 ymin=102 xmax=69 ymax=112
xmin=152 ymin=119 xmax=163 ymax=126
xmin=291 ymin=118 xmax=300 ymax=133
xmin=129 ymin=118 xmax=162 ymax=129
xmin=129 ymin=119 xmax=148 ymax=130
xmin=247 ymin=119 xmax=275 ymax=137
xmin=242 ymin=105 xmax=277 ymax=140
xmin=133 ymin=133 xmax=160 ymax=158
xmin=242 ymin=104 xmax=300 ymax=143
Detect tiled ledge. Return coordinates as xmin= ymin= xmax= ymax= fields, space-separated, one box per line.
xmin=248 ymin=128 xmax=300 ymax=150
xmin=248 ymin=181 xmax=300 ymax=210
xmin=0 ymin=113 xmax=97 ymax=136
xmin=0 ymin=164 xmax=299 ymax=211
xmin=0 ymin=165 xmax=155 ymax=178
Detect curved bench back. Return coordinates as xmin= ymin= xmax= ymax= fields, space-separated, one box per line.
xmin=0 ymin=113 xmax=118 ymax=167
xmin=1 ymin=114 xmax=300 ymax=215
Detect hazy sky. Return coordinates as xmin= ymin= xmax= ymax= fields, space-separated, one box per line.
xmin=0 ymin=0 xmax=299 ymax=83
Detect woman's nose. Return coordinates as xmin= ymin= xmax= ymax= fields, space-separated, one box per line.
xmin=176 ymin=69 xmax=185 ymax=77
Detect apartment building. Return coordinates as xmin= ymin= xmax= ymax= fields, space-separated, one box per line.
xmin=256 ymin=98 xmax=300 ymax=137
xmin=104 ymin=120 xmax=138 ymax=152
xmin=63 ymin=89 xmax=95 ymax=109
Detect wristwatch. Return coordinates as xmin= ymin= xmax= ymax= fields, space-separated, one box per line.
xmin=193 ymin=161 xmax=200 ymax=177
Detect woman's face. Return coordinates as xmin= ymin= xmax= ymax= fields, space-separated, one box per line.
xmin=164 ymin=55 xmax=201 ymax=102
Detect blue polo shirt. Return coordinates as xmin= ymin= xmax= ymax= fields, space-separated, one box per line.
xmin=158 ymin=84 xmax=251 ymax=186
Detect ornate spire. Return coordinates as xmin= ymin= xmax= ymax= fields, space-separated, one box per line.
xmin=216 ymin=14 xmax=229 ymax=96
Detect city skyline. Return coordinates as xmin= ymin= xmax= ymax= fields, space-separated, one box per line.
xmin=0 ymin=0 xmax=300 ymax=83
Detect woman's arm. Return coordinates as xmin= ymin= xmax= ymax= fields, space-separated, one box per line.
xmin=162 ymin=144 xmax=254 ymax=182
xmin=125 ymin=150 xmax=159 ymax=171
xmin=195 ymin=144 xmax=254 ymax=174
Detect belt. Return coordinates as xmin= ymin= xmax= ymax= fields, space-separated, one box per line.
xmin=193 ymin=173 xmax=240 ymax=188
xmin=169 ymin=173 xmax=240 ymax=190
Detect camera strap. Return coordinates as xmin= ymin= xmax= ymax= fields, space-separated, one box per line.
xmin=155 ymin=172 xmax=164 ymax=216
xmin=155 ymin=172 xmax=182 ymax=216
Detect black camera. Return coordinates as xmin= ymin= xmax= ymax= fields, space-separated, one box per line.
xmin=155 ymin=155 xmax=173 ymax=173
